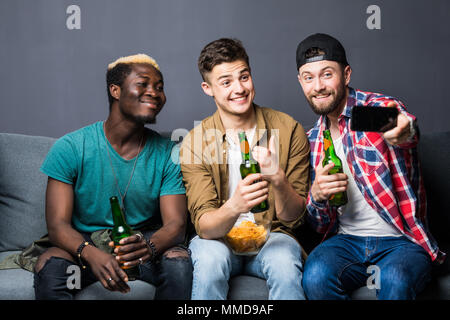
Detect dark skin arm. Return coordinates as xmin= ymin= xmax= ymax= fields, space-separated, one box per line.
xmin=109 ymin=194 xmax=188 ymax=267
xmin=45 ymin=178 xmax=130 ymax=293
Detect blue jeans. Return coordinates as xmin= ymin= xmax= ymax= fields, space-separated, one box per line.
xmin=302 ymin=234 xmax=432 ymax=300
xmin=189 ymin=232 xmax=305 ymax=300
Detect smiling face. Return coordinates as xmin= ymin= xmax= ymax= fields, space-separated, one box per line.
xmin=298 ymin=60 xmax=351 ymax=116
xmin=201 ymin=59 xmax=255 ymax=118
xmin=109 ymin=63 xmax=166 ymax=124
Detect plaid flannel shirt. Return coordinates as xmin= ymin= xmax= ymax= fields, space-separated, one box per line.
xmin=306 ymin=87 xmax=445 ymax=263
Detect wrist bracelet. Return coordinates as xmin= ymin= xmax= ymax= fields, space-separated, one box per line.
xmin=145 ymin=238 xmax=157 ymax=261
xmin=76 ymin=241 xmax=92 ymax=269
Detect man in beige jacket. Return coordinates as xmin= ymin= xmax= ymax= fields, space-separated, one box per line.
xmin=180 ymin=38 xmax=310 ymax=300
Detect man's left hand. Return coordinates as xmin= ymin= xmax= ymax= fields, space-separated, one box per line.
xmin=108 ymin=233 xmax=150 ymax=267
xmin=383 ymin=102 xmax=412 ymax=145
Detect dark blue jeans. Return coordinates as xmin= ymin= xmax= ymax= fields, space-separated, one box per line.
xmin=34 ymin=231 xmax=193 ymax=300
xmin=302 ymin=234 xmax=432 ymax=300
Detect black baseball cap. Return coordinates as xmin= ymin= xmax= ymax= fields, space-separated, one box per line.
xmin=296 ymin=33 xmax=348 ymax=70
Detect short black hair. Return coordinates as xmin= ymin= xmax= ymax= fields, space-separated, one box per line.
xmin=106 ymin=63 xmax=133 ymax=108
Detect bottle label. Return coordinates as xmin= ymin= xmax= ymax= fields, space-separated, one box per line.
xmin=240 ymin=139 xmax=250 ymax=154
xmin=324 ymin=138 xmax=331 ymax=151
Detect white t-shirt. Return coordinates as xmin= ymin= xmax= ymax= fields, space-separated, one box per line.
xmin=226 ymin=127 xmax=257 ymax=226
xmin=333 ymin=135 xmax=401 ymax=237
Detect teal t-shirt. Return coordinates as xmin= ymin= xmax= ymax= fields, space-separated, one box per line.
xmin=40 ymin=121 xmax=185 ymax=233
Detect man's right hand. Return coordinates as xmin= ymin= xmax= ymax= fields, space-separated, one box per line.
xmin=311 ymin=153 xmax=348 ymax=203
xmin=197 ymin=173 xmax=269 ymax=239
xmin=82 ymin=245 xmax=130 ymax=293
xmin=226 ymin=173 xmax=269 ymax=215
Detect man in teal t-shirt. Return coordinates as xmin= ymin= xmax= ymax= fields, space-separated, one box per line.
xmin=41 ymin=121 xmax=185 ymax=233
xmin=34 ymin=54 xmax=192 ymax=300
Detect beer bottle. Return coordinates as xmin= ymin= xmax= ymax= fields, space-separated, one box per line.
xmin=322 ymin=129 xmax=348 ymax=207
xmin=110 ymin=196 xmax=139 ymax=280
xmin=238 ymin=131 xmax=269 ymax=213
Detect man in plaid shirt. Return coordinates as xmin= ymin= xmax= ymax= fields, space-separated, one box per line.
xmin=296 ymin=33 xmax=445 ymax=300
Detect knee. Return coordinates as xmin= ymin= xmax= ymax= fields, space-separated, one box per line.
xmin=34 ymin=255 xmax=77 ymax=300
xmin=158 ymin=246 xmax=193 ymax=299
xmin=34 ymin=247 xmax=75 ymax=274
xmin=190 ymin=239 xmax=231 ymax=272
xmin=160 ymin=246 xmax=193 ymax=276
xmin=377 ymin=254 xmax=431 ymax=299
xmin=261 ymin=233 xmax=303 ymax=269
xmin=162 ymin=246 xmax=191 ymax=260
xmin=264 ymin=248 xmax=303 ymax=281
xmin=302 ymin=257 xmax=331 ymax=292
xmin=379 ymin=265 xmax=415 ymax=295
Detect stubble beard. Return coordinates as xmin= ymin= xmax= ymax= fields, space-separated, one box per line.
xmin=136 ymin=114 xmax=157 ymax=125
xmin=119 ymin=103 xmax=159 ymax=125
xmin=307 ymin=83 xmax=346 ymax=116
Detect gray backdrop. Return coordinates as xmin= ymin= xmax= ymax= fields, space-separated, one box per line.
xmin=1 ymin=0 xmax=449 ymax=138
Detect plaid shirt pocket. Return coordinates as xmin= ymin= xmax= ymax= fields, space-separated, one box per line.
xmin=354 ymin=136 xmax=383 ymax=176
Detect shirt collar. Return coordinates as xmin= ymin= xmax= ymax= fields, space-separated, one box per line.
xmin=342 ymin=87 xmax=357 ymax=118
xmin=212 ymin=104 xmax=267 ymax=147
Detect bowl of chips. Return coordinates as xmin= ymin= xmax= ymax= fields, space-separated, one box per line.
xmin=224 ymin=220 xmax=270 ymax=255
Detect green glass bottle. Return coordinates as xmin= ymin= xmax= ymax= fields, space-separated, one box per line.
xmin=110 ymin=196 xmax=139 ymax=280
xmin=322 ymin=129 xmax=348 ymax=207
xmin=238 ymin=131 xmax=269 ymax=213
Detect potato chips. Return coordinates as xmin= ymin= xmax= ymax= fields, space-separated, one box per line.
xmin=225 ymin=220 xmax=268 ymax=254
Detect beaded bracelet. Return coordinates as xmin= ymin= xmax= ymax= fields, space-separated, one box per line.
xmin=145 ymin=238 xmax=157 ymax=262
xmin=76 ymin=241 xmax=92 ymax=269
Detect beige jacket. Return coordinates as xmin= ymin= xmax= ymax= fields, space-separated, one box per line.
xmin=180 ymin=105 xmax=310 ymax=241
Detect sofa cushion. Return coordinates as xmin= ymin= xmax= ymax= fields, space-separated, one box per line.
xmin=227 ymin=275 xmax=269 ymax=300
xmin=0 ymin=251 xmax=35 ymax=299
xmin=0 ymin=133 xmax=55 ymax=251
xmin=350 ymin=286 xmax=377 ymax=300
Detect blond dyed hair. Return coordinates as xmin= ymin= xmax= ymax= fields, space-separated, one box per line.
xmin=107 ymin=53 xmax=160 ymax=71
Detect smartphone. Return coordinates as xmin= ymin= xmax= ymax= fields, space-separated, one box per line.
xmin=350 ymin=106 xmax=399 ymax=132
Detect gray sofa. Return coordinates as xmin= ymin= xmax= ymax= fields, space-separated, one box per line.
xmin=0 ymin=132 xmax=266 ymax=300
xmin=0 ymin=131 xmax=448 ymax=300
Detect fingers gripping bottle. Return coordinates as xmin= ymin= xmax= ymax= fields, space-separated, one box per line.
xmin=110 ymin=196 xmax=139 ymax=280
xmin=322 ymin=130 xmax=348 ymax=207
xmin=238 ymin=131 xmax=269 ymax=213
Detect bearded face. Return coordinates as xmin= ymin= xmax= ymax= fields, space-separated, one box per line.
xmin=298 ymin=60 xmax=351 ymax=116
xmin=305 ymin=77 xmax=347 ymax=116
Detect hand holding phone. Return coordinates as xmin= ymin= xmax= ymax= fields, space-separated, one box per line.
xmin=350 ymin=106 xmax=398 ymax=132
xmin=351 ymin=103 xmax=413 ymax=145
xmin=383 ymin=112 xmax=412 ymax=145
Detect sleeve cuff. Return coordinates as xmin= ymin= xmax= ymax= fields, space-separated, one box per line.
xmin=39 ymin=168 xmax=74 ymax=185
xmin=307 ymin=190 xmax=327 ymax=209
